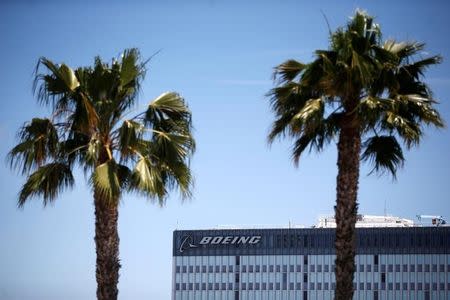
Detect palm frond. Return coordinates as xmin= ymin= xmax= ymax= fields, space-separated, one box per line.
xmin=91 ymin=160 xmax=121 ymax=205
xmin=273 ymin=60 xmax=306 ymax=83
xmin=117 ymin=120 xmax=144 ymax=160
xmin=18 ymin=163 xmax=74 ymax=207
xmin=8 ymin=118 xmax=59 ymax=174
xmin=145 ymin=92 xmax=193 ymax=134
xmin=361 ymin=135 xmax=404 ymax=179
xmin=130 ymin=157 xmax=166 ymax=202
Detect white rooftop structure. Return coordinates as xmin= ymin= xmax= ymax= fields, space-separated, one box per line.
xmin=315 ymin=215 xmax=416 ymax=228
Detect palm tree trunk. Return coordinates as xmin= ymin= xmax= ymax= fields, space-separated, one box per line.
xmin=94 ymin=190 xmax=120 ymax=300
xmin=334 ymin=122 xmax=361 ymax=300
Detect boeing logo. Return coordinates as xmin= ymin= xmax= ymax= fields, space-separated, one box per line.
xmin=179 ymin=235 xmax=262 ymax=252
xmin=179 ymin=236 xmax=198 ymax=253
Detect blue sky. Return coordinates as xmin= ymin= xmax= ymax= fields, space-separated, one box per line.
xmin=1 ymin=1 xmax=449 ymax=299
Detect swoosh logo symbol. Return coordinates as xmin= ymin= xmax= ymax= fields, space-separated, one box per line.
xmin=179 ymin=235 xmax=198 ymax=253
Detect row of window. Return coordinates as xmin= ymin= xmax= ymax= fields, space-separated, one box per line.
xmin=175 ymin=263 xmax=450 ymax=274
xmin=175 ymin=282 xmax=450 ymax=291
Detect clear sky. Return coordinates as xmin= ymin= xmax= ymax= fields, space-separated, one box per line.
xmin=1 ymin=1 xmax=449 ymax=299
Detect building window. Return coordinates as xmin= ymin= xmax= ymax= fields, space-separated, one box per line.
xmin=374 ymin=291 xmax=379 ymax=300
xmin=367 ymin=264 xmax=371 ymax=272
xmin=262 ymin=265 xmax=267 ymax=272
xmin=425 ymin=264 xmax=430 ymax=272
xmin=296 ymin=282 xmax=302 ymax=290
xmin=221 ymin=283 xmax=226 ymax=290
xmin=255 ymin=283 xmax=260 ymax=290
xmin=388 ymin=283 xmax=393 ymax=290
xmin=388 ymin=264 xmax=393 ymax=272
xmin=439 ymin=264 xmax=445 ymax=272
xmin=418 ymin=283 xmax=422 ymax=290
xmin=317 ymin=265 xmax=322 ymax=272
xmin=440 ymin=283 xmax=445 ymax=290
xmin=202 ymin=266 xmax=207 ymax=273
xmin=324 ymin=265 xmax=329 ymax=272
xmin=269 ymin=265 xmax=274 ymax=272
xmin=374 ymin=255 xmax=379 ymax=265
xmin=309 ymin=283 xmax=315 ymax=290
xmin=317 ymin=282 xmax=322 ymax=290
xmin=310 ymin=265 xmax=315 ymax=272
xmin=332 ymin=282 xmax=336 ymax=290
xmin=366 ymin=282 xmax=371 ymax=290
xmin=202 ymin=283 xmax=206 ymax=290
xmin=395 ymin=264 xmax=400 ymax=272
xmin=418 ymin=265 xmax=423 ymax=272
xmin=215 ymin=266 xmax=220 ymax=273
xmin=402 ymin=283 xmax=407 ymax=290
xmin=359 ymin=264 xmax=364 ymax=272
xmin=432 ymin=264 xmax=437 ymax=272
xmin=303 ymin=273 xmax=308 ymax=283
xmin=241 ymin=265 xmax=246 ymax=272
xmin=402 ymin=264 xmax=407 ymax=272
xmin=182 ymin=283 xmax=186 ymax=291
xmin=410 ymin=264 xmax=415 ymax=272
xmin=303 ymin=291 xmax=308 ymax=300
xmin=228 ymin=283 xmax=233 ymax=290
xmin=195 ymin=283 xmax=199 ymax=290
xmin=324 ymin=282 xmax=329 ymax=290
xmin=374 ymin=282 xmax=378 ymax=290
xmin=175 ymin=266 xmax=180 ymax=273
xmin=360 ymin=283 xmax=364 ymax=290
xmin=381 ymin=273 xmax=386 ymax=283
xmin=425 ymin=283 xmax=430 ymax=290
xmin=255 ymin=265 xmax=260 ymax=272
xmin=175 ymin=283 xmax=180 ymax=290
xmin=229 ymin=265 xmax=233 ymax=272
xmin=188 ymin=283 xmax=193 ymax=291
xmin=182 ymin=266 xmax=187 ymax=273
xmin=289 ymin=282 xmax=294 ymax=290
xmin=283 ymin=265 xmax=287 ymax=272
xmin=248 ymin=283 xmax=253 ymax=290
xmin=188 ymin=266 xmax=193 ymax=273
xmin=276 ymin=283 xmax=280 ymax=290
xmin=248 ymin=265 xmax=253 ymax=273
xmin=269 ymin=283 xmax=274 ymax=290
xmin=289 ymin=265 xmax=294 ymax=272
xmin=432 ymin=283 xmax=437 ymax=291
xmin=208 ymin=266 xmax=213 ymax=273
xmin=395 ymin=282 xmax=400 ymax=290
xmin=241 ymin=283 xmax=246 ymax=290
xmin=235 ymin=273 xmax=239 ymax=283
xmin=276 ymin=265 xmax=280 ymax=272
xmin=234 ymin=291 xmax=239 ymax=300
xmin=381 ymin=265 xmax=386 ymax=272
xmin=304 ymin=255 xmax=308 ymax=265
xmin=296 ymin=265 xmax=302 ymax=272
xmin=195 ymin=266 xmax=200 ymax=273
xmin=374 ymin=265 xmax=378 ymax=272
xmin=262 ymin=283 xmax=266 ymax=290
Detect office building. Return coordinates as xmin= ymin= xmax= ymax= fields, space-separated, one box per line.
xmin=172 ymin=215 xmax=450 ymax=299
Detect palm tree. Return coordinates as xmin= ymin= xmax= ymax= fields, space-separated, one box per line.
xmin=8 ymin=49 xmax=195 ymax=300
xmin=267 ymin=11 xmax=443 ymax=299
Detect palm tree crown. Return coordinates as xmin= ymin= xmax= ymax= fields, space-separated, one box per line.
xmin=269 ymin=11 xmax=443 ymax=176
xmin=9 ymin=48 xmax=195 ymax=207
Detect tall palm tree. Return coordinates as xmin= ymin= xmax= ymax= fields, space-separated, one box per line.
xmin=8 ymin=49 xmax=195 ymax=300
xmin=267 ymin=11 xmax=443 ymax=299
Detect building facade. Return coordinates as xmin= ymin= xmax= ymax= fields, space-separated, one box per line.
xmin=172 ymin=225 xmax=450 ymax=300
